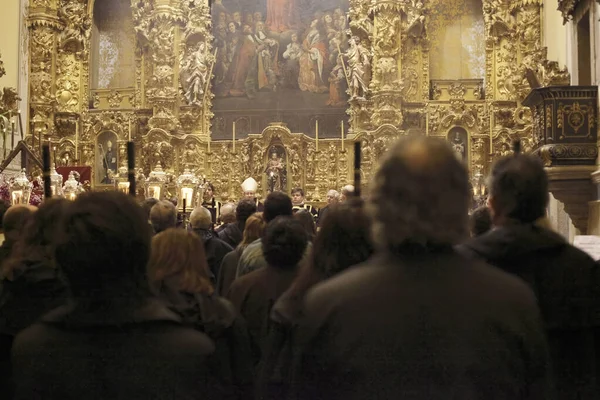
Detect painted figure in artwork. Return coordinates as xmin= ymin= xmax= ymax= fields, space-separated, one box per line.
xmin=266 ymin=0 xmax=293 ymax=33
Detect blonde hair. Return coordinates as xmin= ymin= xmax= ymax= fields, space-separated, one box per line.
xmin=239 ymin=212 xmax=266 ymax=249
xmin=147 ymin=228 xmax=214 ymax=295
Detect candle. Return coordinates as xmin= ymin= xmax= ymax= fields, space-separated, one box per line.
xmin=341 ymin=120 xmax=345 ymax=151
xmin=233 ymin=120 xmax=236 ymax=153
xmin=129 ymin=118 xmax=132 ymax=141
xmin=17 ymin=109 xmax=23 ymax=141
xmin=75 ymin=120 xmax=79 ymax=161
xmin=315 ymin=119 xmax=319 ymax=152
xmin=425 ymin=106 xmax=429 ymax=135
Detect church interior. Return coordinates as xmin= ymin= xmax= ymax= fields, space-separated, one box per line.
xmin=0 ymin=0 xmax=598 ymax=239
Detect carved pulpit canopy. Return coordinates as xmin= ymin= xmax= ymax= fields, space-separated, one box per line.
xmin=558 ymin=0 xmax=600 ymax=24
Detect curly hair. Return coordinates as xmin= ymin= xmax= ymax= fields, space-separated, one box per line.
xmin=368 ymin=136 xmax=470 ymax=252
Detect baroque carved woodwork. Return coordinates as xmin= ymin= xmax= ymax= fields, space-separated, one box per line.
xmin=23 ymin=0 xmax=570 ymax=203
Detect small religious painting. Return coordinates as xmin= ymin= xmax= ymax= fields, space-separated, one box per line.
xmin=265 ymin=144 xmax=287 ymax=193
xmin=211 ymin=0 xmax=350 ymax=139
xmin=448 ymin=127 xmax=468 ymax=163
xmin=96 ymin=131 xmax=119 ymax=185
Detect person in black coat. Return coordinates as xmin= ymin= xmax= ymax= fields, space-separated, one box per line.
xmin=190 ymin=206 xmax=233 ymax=281
xmin=11 ymin=192 xmax=220 ymax=400
xmin=218 ymin=198 xmax=257 ymax=249
xmin=0 ymin=200 xmax=68 ymax=398
xmin=290 ymin=137 xmax=552 ymax=400
xmin=148 ymin=228 xmax=254 ymax=400
xmin=227 ymin=217 xmax=308 ymax=366
xmin=458 ymin=153 xmax=600 ymax=400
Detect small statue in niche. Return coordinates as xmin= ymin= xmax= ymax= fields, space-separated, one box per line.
xmin=181 ymin=42 xmax=210 ymax=106
xmin=451 ymin=131 xmax=466 ymax=162
xmin=344 ymin=36 xmax=371 ymax=100
xmin=406 ymin=0 xmax=425 ymax=38
xmin=265 ymin=150 xmax=286 ymax=193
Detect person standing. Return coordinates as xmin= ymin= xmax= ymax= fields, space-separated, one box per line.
xmin=241 ymin=177 xmax=264 ymax=212
xmin=290 ymin=137 xmax=552 ymax=400
xmin=458 ymin=153 xmax=600 ymax=399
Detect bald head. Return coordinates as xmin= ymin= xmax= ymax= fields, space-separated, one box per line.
xmin=190 ymin=207 xmax=212 ymax=230
xmin=3 ymin=205 xmax=37 ymax=242
xmin=368 ymin=136 xmax=470 ymax=252
xmin=149 ymin=200 xmax=177 ymax=234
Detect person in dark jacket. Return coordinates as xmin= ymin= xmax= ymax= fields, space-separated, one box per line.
xmin=290 ymin=136 xmax=552 ymax=400
xmin=217 ymin=212 xmax=266 ymax=296
xmin=469 ymin=206 xmax=492 ymax=237
xmin=458 ymin=153 xmax=600 ymax=400
xmin=0 ymin=200 xmax=68 ymax=398
xmin=11 ymin=192 xmax=220 ymax=400
xmin=218 ymin=198 xmax=257 ymax=248
xmin=259 ymin=198 xmax=373 ymax=400
xmin=191 ymin=206 xmax=233 ymax=281
xmin=0 ymin=205 xmax=35 ymax=270
xmin=148 ymin=228 xmax=254 ymax=400
xmin=227 ymin=217 xmax=308 ymax=366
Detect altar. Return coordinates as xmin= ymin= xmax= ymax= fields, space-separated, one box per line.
xmin=6 ymin=0 xmax=570 ymax=204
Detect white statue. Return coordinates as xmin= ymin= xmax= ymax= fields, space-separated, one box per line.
xmin=344 ymin=36 xmax=371 ymax=100
xmin=181 ymin=42 xmax=209 ymax=106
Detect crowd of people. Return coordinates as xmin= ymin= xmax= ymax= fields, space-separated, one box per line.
xmin=0 ymin=135 xmax=599 ymax=399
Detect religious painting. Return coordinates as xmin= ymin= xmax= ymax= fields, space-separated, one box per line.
xmin=448 ymin=126 xmax=469 ymax=163
xmin=265 ymin=143 xmax=287 ymax=193
xmin=211 ymin=0 xmax=350 ymax=140
xmin=96 ymin=131 xmax=119 ymax=186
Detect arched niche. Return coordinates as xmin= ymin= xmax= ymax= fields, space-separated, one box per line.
xmin=428 ymin=0 xmax=485 ymax=80
xmin=447 ymin=126 xmax=469 ymax=164
xmin=90 ymin=0 xmax=136 ymax=90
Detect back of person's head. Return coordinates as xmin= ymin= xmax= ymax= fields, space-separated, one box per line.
xmin=141 ymin=198 xmax=159 ymax=220
xmin=190 ymin=207 xmax=212 ymax=230
xmin=147 ymin=228 xmax=213 ymax=295
xmin=220 ymin=202 xmax=236 ymax=224
xmin=2 ymin=204 xmax=36 ymax=243
xmin=0 ymin=200 xmax=11 ymax=233
xmin=264 ymin=192 xmax=293 ymax=222
xmin=313 ymin=198 xmax=374 ymax=277
xmin=293 ymin=209 xmax=316 ymax=241
xmin=489 ymin=154 xmax=549 ymax=224
xmin=3 ymin=200 xmax=65 ymax=279
xmin=239 ymin=212 xmax=266 ymax=249
xmin=369 ymin=136 xmax=470 ymax=253
xmin=263 ymin=216 xmax=308 ymax=269
xmin=55 ymin=191 xmax=152 ymax=300
xmin=236 ymin=198 xmax=257 ymax=225
xmin=149 ymin=200 xmax=177 ymax=233
xmin=469 ymin=206 xmax=492 ymax=237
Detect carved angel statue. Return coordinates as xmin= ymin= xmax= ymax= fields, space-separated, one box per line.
xmin=406 ymin=0 xmax=425 ymax=38
xmin=180 ymin=42 xmax=211 ymax=106
xmin=343 ymin=36 xmax=371 ymax=100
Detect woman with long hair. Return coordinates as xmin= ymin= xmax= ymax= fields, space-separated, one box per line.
xmin=147 ymin=228 xmax=253 ymax=399
xmin=257 ymin=199 xmax=374 ymax=399
xmin=217 ymin=212 xmax=266 ymax=296
xmin=0 ymin=199 xmax=70 ymax=396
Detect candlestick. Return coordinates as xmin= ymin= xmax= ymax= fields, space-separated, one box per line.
xmin=233 ymin=120 xmax=236 ymax=153
xmin=354 ymin=142 xmax=361 ymax=198
xmin=341 ymin=120 xmax=345 ymax=151
xmin=75 ymin=120 xmax=79 ymax=161
xmin=127 ymin=141 xmax=136 ymax=197
xmin=11 ymin=121 xmax=15 ymax=149
xmin=17 ymin=110 xmax=23 ymax=141
xmin=129 ymin=118 xmax=132 ymax=141
xmin=315 ymin=119 xmax=319 ymax=152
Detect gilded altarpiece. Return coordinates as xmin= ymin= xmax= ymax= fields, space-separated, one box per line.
xmin=24 ymin=0 xmax=570 ymax=203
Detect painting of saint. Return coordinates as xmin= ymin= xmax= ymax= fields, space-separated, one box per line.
xmin=96 ymin=131 xmax=119 ymax=185
xmin=212 ymin=0 xmax=349 ymax=140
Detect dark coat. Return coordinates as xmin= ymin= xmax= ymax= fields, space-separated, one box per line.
xmin=195 ymin=229 xmax=234 ymax=281
xmin=11 ymin=298 xmax=222 ymax=400
xmin=0 ymin=261 xmax=68 ymax=398
xmin=217 ymin=248 xmax=243 ymax=296
xmin=158 ymin=285 xmax=254 ymax=400
xmin=290 ymin=251 xmax=552 ymax=400
xmin=218 ymin=223 xmax=244 ymax=249
xmin=458 ymin=224 xmax=600 ymax=400
xmin=227 ymin=266 xmax=298 ymax=365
